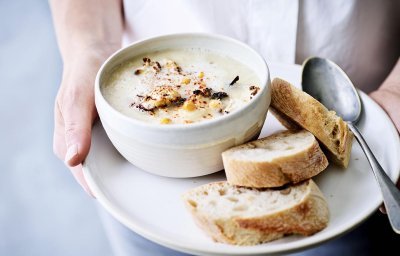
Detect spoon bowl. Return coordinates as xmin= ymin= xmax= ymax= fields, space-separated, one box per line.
xmin=302 ymin=57 xmax=400 ymax=234
xmin=302 ymin=57 xmax=361 ymax=123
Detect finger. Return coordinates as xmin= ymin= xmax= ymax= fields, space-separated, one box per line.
xmin=54 ymin=102 xmax=95 ymax=197
xmin=53 ymin=100 xmax=67 ymax=160
xmin=378 ymin=176 xmax=400 ymax=214
xmin=379 ymin=205 xmax=387 ymax=214
xmin=61 ymin=85 xmax=97 ymax=167
xmin=71 ymin=164 xmax=95 ymax=198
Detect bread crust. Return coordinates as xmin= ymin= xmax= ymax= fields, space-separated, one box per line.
xmin=222 ymin=130 xmax=329 ymax=188
xmin=182 ymin=180 xmax=329 ymax=245
xmin=270 ymin=78 xmax=353 ymax=167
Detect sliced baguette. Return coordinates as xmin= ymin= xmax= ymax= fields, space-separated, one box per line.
xmin=182 ymin=180 xmax=329 ymax=245
xmin=222 ymin=130 xmax=328 ymax=188
xmin=270 ymin=78 xmax=353 ymax=167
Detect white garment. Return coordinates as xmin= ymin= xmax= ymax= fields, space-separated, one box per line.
xmin=123 ymin=0 xmax=400 ymax=93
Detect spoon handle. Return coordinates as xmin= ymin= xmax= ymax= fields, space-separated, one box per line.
xmin=348 ymin=123 xmax=400 ymax=234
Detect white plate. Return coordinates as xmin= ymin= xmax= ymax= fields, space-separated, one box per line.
xmin=83 ymin=63 xmax=400 ymax=255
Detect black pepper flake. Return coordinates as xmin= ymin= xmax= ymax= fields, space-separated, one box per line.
xmin=175 ymin=66 xmax=182 ymax=74
xmin=152 ymin=62 xmax=161 ymax=72
xmin=202 ymin=88 xmax=212 ymax=97
xmin=143 ymin=57 xmax=151 ymax=63
xmin=137 ymin=104 xmax=154 ymax=112
xmin=134 ymin=69 xmax=143 ymax=75
xmin=211 ymin=92 xmax=228 ymax=100
xmin=193 ymin=90 xmax=201 ymax=95
xmin=193 ymin=87 xmax=212 ymax=97
xmin=224 ymin=110 xmax=230 ymax=114
xmin=229 ymin=76 xmax=239 ymax=86
xmin=172 ymin=98 xmax=186 ymax=107
xmin=249 ymin=85 xmax=260 ymax=96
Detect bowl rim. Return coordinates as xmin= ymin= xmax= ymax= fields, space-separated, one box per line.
xmin=95 ymin=32 xmax=270 ymax=132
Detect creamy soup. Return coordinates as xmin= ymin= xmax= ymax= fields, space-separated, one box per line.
xmin=102 ymin=49 xmax=261 ymax=124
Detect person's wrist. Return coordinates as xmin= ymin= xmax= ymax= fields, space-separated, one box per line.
xmin=370 ymin=86 xmax=400 ymax=133
xmin=62 ymin=41 xmax=120 ymax=70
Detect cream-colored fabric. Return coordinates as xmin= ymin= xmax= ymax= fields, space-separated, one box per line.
xmin=123 ymin=0 xmax=400 ymax=92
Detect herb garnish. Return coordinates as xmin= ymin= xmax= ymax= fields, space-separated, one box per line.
xmin=229 ymin=75 xmax=239 ymax=86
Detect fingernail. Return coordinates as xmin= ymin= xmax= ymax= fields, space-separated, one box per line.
xmin=65 ymin=144 xmax=78 ymax=165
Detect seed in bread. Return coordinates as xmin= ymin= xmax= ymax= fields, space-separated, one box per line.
xmin=222 ymin=130 xmax=328 ymax=188
xmin=182 ymin=180 xmax=329 ymax=246
xmin=270 ymin=78 xmax=353 ymax=168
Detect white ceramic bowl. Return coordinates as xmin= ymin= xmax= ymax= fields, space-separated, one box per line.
xmin=95 ymin=33 xmax=270 ymax=177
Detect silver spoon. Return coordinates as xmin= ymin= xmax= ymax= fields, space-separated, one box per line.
xmin=302 ymin=57 xmax=400 ymax=234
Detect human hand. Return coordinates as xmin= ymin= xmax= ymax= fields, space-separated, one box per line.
xmin=49 ymin=0 xmax=122 ymax=195
xmin=370 ymin=86 xmax=400 ymax=213
xmin=370 ymin=87 xmax=400 ymax=133
xmin=53 ymin=47 xmax=113 ymax=196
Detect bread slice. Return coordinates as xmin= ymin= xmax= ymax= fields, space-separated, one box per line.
xmin=182 ymin=180 xmax=329 ymax=245
xmin=222 ymin=130 xmax=328 ymax=188
xmin=270 ymin=78 xmax=353 ymax=167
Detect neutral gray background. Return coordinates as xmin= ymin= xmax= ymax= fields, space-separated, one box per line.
xmin=1 ymin=1 xmax=399 ymax=256
xmin=0 ymin=1 xmax=112 ymax=255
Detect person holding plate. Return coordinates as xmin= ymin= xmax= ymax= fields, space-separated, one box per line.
xmin=50 ymin=0 xmax=400 ymax=255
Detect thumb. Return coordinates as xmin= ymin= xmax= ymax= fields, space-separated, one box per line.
xmin=63 ymin=89 xmax=97 ymax=167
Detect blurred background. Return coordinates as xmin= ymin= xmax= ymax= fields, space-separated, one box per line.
xmin=0 ymin=1 xmax=112 ymax=255
xmin=0 ymin=1 xmax=398 ymax=256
